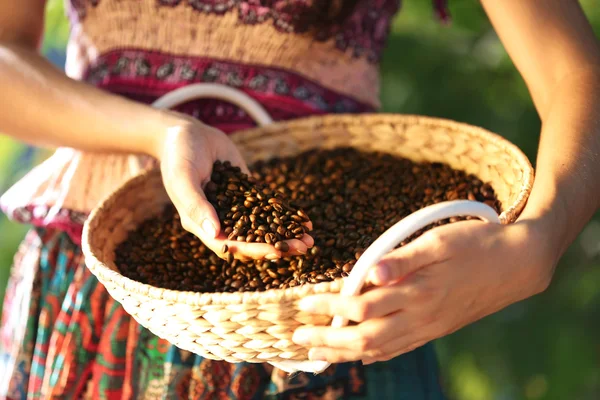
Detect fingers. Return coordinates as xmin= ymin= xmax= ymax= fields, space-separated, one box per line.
xmin=293 ymin=312 xmax=432 ymax=364
xmin=292 ymin=318 xmax=386 ymax=351
xmin=361 ymin=339 xmax=430 ymax=365
xmin=204 ymin=237 xmax=310 ymax=261
xmin=167 ymin=163 xmax=221 ymax=242
xmin=206 ymin=237 xmax=281 ymax=260
xmin=307 ymin=340 xmax=423 ymax=364
xmin=296 ymin=285 xmax=411 ymax=322
xmin=292 ymin=312 xmax=422 ymax=358
xmin=299 ymin=233 xmax=314 ymax=249
xmin=229 ymin=238 xmax=308 ymax=259
xmin=367 ymin=230 xmax=451 ymax=286
xmin=301 ymin=330 xmax=431 ymax=364
xmin=283 ymin=238 xmax=309 ymax=255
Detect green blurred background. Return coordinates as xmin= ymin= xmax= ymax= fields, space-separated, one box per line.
xmin=1 ymin=1 xmax=599 ymax=399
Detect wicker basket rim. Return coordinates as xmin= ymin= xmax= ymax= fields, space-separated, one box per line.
xmin=82 ymin=113 xmax=534 ymax=307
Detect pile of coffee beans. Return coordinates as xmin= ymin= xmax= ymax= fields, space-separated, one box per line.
xmin=205 ymin=160 xmax=310 ymax=253
xmin=115 ymin=147 xmax=501 ymax=293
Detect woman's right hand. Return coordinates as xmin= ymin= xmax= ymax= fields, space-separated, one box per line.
xmin=155 ymin=112 xmax=314 ymax=260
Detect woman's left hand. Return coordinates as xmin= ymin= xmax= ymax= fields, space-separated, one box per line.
xmin=291 ymin=218 xmax=558 ymax=364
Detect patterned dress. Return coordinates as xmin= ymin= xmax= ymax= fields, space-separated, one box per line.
xmin=0 ymin=1 xmax=450 ymax=398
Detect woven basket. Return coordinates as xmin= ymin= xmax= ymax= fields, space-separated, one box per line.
xmin=82 ymin=86 xmax=534 ymax=372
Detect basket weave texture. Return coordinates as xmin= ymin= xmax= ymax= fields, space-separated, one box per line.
xmin=82 ymin=114 xmax=534 ymax=363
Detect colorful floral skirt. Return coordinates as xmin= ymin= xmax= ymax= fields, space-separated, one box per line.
xmin=0 ymin=227 xmax=446 ymax=399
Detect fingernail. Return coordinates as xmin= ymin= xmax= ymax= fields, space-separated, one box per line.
xmin=308 ymin=349 xmax=325 ymax=361
xmin=297 ymin=297 xmax=317 ymax=313
xmin=292 ymin=329 xmax=310 ymax=345
xmin=265 ymin=253 xmax=280 ymax=260
xmin=201 ymin=219 xmax=217 ymax=238
xmin=297 ymin=248 xmax=307 ymax=255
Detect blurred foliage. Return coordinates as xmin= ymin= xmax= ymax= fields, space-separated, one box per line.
xmin=0 ymin=0 xmax=599 ymax=399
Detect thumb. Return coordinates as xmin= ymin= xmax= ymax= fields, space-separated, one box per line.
xmin=165 ymin=166 xmax=221 ymax=241
xmin=179 ymin=189 xmax=221 ymax=241
xmin=367 ymin=231 xmax=448 ymax=285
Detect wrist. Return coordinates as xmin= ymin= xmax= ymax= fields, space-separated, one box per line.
xmin=506 ymin=217 xmax=559 ymax=296
xmin=519 ymin=189 xmax=569 ymax=272
xmin=141 ymin=109 xmax=194 ymax=160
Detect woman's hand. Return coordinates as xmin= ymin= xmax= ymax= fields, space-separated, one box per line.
xmin=291 ymin=218 xmax=557 ymax=364
xmin=156 ymin=113 xmax=313 ymax=260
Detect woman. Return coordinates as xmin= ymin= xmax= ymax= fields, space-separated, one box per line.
xmin=1 ymin=0 xmax=599 ymax=398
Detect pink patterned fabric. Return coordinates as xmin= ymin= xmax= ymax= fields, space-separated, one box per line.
xmin=84 ymin=49 xmax=375 ymax=129
xmin=68 ymin=0 xmax=450 ymax=62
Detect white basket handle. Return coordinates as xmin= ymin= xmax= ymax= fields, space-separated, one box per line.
xmin=151 ymin=83 xmax=273 ymax=126
xmin=127 ymin=83 xmax=274 ymax=174
xmin=272 ymin=200 xmax=501 ymax=374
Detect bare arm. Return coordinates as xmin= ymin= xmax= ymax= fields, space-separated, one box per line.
xmin=481 ymin=0 xmax=600 ymax=260
xmin=0 ymin=0 xmax=172 ymax=157
xmin=286 ymin=1 xmax=600 ymax=363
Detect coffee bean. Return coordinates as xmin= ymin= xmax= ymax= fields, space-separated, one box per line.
xmin=116 ymin=149 xmax=501 ymax=293
xmin=202 ymin=161 xmax=311 ymax=251
xmin=231 ymin=280 xmax=242 ymax=289
xmin=274 ymin=241 xmax=290 ymax=252
xmin=265 ymin=233 xmax=276 ymax=244
xmin=297 ymin=209 xmax=310 ymax=222
xmin=172 ymin=251 xmax=188 ymax=262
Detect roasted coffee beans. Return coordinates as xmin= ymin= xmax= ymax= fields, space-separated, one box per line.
xmin=205 ymin=160 xmax=310 ymax=250
xmin=115 ymin=148 xmax=501 ymax=293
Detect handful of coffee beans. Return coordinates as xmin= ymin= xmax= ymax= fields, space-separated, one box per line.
xmin=115 ymin=147 xmax=500 ymax=293
xmin=205 ymin=160 xmax=310 ymax=253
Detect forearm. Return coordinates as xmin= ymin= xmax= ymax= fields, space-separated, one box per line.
xmin=0 ymin=42 xmax=172 ymax=158
xmin=520 ymin=68 xmax=600 ymax=258
xmin=481 ymin=0 xmax=600 ymax=261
